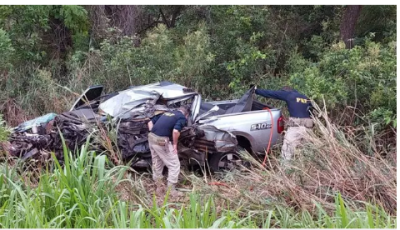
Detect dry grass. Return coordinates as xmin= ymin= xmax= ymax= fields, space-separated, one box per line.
xmin=0 ymin=97 xmax=396 ymax=219
xmin=62 ymin=100 xmax=395 ymax=218
xmin=161 ymin=102 xmax=397 ymax=216
xmin=295 ymin=102 xmax=397 ymax=214
xmin=0 ymin=107 xmax=396 ymax=227
xmin=0 ymin=99 xmax=31 ymax=127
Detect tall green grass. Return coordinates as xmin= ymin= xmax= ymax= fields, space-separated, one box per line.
xmin=0 ymin=114 xmax=10 ymax=142
xmin=0 ymin=137 xmax=396 ymax=228
xmin=0 ymin=137 xmax=129 ymax=228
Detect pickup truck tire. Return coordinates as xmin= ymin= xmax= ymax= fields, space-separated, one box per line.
xmin=208 ymin=151 xmax=247 ymax=172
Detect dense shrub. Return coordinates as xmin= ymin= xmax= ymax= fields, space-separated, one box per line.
xmin=0 ymin=29 xmax=14 ymax=70
xmin=67 ymin=24 xmax=214 ymax=95
xmin=287 ymin=35 xmax=396 ymax=128
xmin=0 ymin=5 xmax=396 ymax=132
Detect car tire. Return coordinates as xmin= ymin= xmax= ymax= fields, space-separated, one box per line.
xmin=208 ymin=151 xmax=246 ymax=172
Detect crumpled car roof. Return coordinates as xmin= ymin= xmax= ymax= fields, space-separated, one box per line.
xmin=99 ymin=81 xmax=197 ymax=119
xmin=7 ymin=81 xmax=240 ymax=164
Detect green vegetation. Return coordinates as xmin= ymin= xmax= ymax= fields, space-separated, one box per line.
xmin=0 ymin=132 xmax=396 ymax=228
xmin=0 ymin=115 xmax=9 ymax=141
xmin=0 ymin=6 xmax=396 ymax=126
xmin=287 ymin=35 xmax=396 ymax=129
xmin=0 ymin=106 xmax=397 ymax=228
xmin=0 ymin=5 xmax=396 ymax=228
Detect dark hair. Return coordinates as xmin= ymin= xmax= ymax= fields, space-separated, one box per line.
xmin=281 ymin=86 xmax=293 ymax=91
xmin=179 ymin=105 xmax=190 ymax=116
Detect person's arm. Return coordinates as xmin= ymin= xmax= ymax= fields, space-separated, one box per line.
xmin=171 ymin=117 xmax=187 ymax=154
xmin=255 ymin=89 xmax=290 ymax=101
xmin=147 ymin=121 xmax=153 ymax=131
xmin=172 ymin=129 xmax=181 ymax=153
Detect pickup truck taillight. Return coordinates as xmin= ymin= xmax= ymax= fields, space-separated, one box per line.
xmin=277 ymin=116 xmax=285 ymax=134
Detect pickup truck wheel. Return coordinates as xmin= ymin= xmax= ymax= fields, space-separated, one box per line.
xmin=208 ymin=152 xmax=245 ymax=172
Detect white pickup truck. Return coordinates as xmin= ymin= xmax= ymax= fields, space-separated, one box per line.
xmin=10 ymin=81 xmax=284 ymax=172
xmin=69 ymin=81 xmax=284 ymax=171
xmin=190 ymin=97 xmax=284 ymax=171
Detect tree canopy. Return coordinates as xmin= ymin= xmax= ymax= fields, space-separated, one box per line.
xmin=0 ymin=5 xmax=396 ymax=130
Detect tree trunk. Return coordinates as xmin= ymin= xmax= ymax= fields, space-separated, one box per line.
xmin=340 ymin=5 xmax=362 ymax=49
xmin=159 ymin=6 xmax=184 ymax=28
xmin=170 ymin=6 xmax=183 ymax=28
xmin=104 ymin=5 xmax=146 ymax=36
xmin=86 ymin=6 xmax=109 ymax=41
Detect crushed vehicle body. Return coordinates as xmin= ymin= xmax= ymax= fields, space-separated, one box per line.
xmin=7 ymin=81 xmax=283 ymax=172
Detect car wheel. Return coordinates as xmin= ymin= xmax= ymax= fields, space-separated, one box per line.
xmin=208 ymin=151 xmax=246 ymax=172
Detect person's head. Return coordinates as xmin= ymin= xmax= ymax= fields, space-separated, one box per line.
xmin=281 ymin=86 xmax=294 ymax=91
xmin=178 ymin=105 xmax=190 ymax=118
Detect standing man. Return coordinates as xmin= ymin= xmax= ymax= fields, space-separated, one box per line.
xmin=254 ymin=86 xmax=314 ymax=161
xmin=147 ymin=105 xmax=190 ymax=196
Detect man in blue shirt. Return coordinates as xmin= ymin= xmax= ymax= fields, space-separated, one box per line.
xmin=255 ymin=86 xmax=314 ymax=161
xmin=147 ymin=105 xmax=189 ymax=197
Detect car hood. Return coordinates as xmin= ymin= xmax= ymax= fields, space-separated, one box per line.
xmin=98 ymin=81 xmax=197 ymax=119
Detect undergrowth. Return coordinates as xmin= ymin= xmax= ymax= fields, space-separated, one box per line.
xmin=0 ymin=108 xmax=397 ymax=228
xmin=0 ymin=148 xmax=396 ymax=228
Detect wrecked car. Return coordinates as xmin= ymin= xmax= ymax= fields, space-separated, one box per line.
xmin=8 ymin=81 xmax=284 ymax=172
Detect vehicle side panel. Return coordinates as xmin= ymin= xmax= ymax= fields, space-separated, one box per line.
xmin=198 ymin=109 xmax=282 ymax=153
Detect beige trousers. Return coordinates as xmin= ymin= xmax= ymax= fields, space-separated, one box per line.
xmin=281 ymin=118 xmax=314 ymax=160
xmin=148 ymin=132 xmax=180 ymax=185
